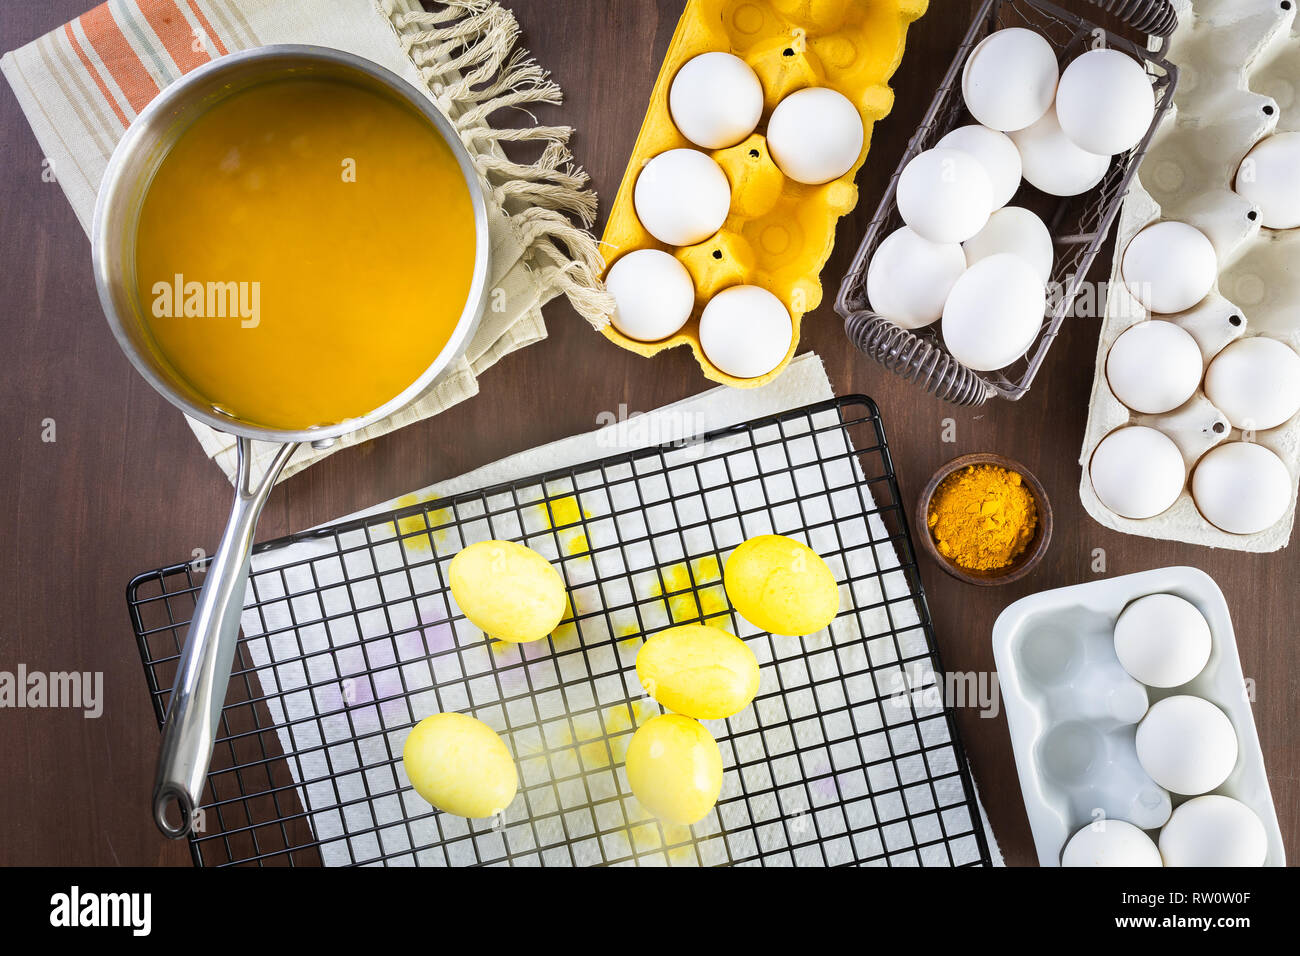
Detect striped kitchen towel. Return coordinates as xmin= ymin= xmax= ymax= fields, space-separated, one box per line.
xmin=2 ymin=0 xmax=613 ymax=483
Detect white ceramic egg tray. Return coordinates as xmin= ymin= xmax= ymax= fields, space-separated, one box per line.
xmin=1079 ymin=0 xmax=1300 ymax=551
xmin=992 ymin=566 xmax=1284 ymax=867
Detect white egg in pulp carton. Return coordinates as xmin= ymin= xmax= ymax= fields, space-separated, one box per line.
xmin=992 ymin=567 xmax=1285 ymax=867
xmin=1080 ymin=0 xmax=1300 ymax=551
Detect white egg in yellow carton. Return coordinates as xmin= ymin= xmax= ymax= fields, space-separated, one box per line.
xmin=1079 ymin=0 xmax=1300 ymax=552
xmin=598 ymin=0 xmax=931 ymax=388
xmin=993 ymin=567 xmax=1285 ymax=867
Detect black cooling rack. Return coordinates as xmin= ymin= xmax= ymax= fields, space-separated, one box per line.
xmin=127 ymin=396 xmax=992 ymax=867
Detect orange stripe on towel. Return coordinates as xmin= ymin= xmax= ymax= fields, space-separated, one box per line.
xmin=185 ymin=1 xmax=230 ymax=58
xmin=62 ymin=22 xmax=130 ymax=127
xmin=79 ymin=3 xmax=160 ymax=113
xmin=141 ymin=1 xmax=211 ymax=73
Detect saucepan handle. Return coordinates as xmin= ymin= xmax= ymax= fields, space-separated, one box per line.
xmin=153 ymin=436 xmax=298 ymax=838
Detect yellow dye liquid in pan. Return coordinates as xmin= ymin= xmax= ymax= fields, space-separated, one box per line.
xmin=134 ymin=77 xmax=477 ymax=430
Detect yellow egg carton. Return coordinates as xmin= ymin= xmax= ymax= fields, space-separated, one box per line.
xmin=599 ymin=0 xmax=930 ymax=387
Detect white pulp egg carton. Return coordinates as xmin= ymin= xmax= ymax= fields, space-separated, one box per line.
xmin=992 ymin=566 xmax=1285 ymax=867
xmin=1079 ymin=0 xmax=1300 ymax=551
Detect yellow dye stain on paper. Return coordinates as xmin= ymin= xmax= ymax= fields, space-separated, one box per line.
xmin=533 ymin=495 xmax=592 ymax=557
xmin=563 ymin=700 xmax=658 ymax=769
xmin=548 ymin=594 xmax=583 ymax=651
xmin=546 ymin=495 xmax=585 ymax=526
xmin=631 ymin=821 xmax=697 ymax=865
xmin=393 ymin=493 xmax=452 ymax=553
xmin=617 ymin=622 xmax=643 ymax=651
xmin=651 ymin=557 xmax=729 ymax=622
xmin=691 ymin=555 xmax=722 ymax=583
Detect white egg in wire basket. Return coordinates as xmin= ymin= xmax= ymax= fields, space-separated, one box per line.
xmin=1055 ymin=49 xmax=1156 ymax=157
xmin=940 ymin=252 xmax=1045 ymax=371
xmin=1010 ymin=106 xmax=1112 ymax=197
xmin=961 ymin=27 xmax=1059 ymax=132
xmin=866 ymin=226 xmax=967 ymax=330
xmin=896 ymin=147 xmax=994 ymax=244
xmin=962 ymin=206 xmax=1054 ymax=282
xmin=937 ymin=124 xmax=1023 ymax=209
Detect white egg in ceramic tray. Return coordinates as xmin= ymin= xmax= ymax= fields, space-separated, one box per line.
xmin=992 ymin=566 xmax=1284 ymax=867
xmin=1080 ymin=0 xmax=1300 ymax=551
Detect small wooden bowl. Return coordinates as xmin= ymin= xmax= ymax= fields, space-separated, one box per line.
xmin=915 ymin=453 xmax=1053 ymax=587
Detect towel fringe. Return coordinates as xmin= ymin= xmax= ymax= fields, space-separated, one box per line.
xmin=379 ymin=0 xmax=612 ymax=331
xmin=513 ymin=207 xmax=606 ymax=273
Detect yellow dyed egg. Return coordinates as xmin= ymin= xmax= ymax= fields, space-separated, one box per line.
xmin=625 ymin=714 xmax=723 ymax=826
xmin=636 ymin=624 xmax=760 ymax=720
xmin=449 ymin=539 xmax=566 ymax=643
xmin=723 ymin=534 xmax=839 ymax=636
xmin=402 ymin=712 xmax=518 ymax=819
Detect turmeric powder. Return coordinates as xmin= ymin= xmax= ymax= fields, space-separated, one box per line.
xmin=927 ymin=464 xmax=1038 ymax=571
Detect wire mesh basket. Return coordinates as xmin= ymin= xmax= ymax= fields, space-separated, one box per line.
xmin=127 ymin=396 xmax=992 ymax=867
xmin=835 ymin=0 xmax=1179 ymax=406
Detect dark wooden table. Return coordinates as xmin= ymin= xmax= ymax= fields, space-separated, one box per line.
xmin=1 ymin=0 xmax=1294 ymax=867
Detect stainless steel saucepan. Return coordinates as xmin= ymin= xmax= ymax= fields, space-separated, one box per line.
xmin=91 ymin=45 xmax=490 ymax=838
